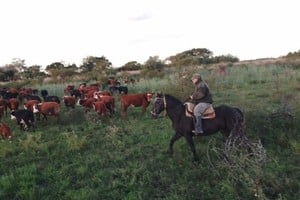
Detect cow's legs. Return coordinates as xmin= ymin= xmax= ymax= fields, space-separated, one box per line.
xmin=168 ymin=132 xmax=181 ymax=156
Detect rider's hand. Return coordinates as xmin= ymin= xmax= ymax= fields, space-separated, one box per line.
xmin=190 ymin=95 xmax=193 ymax=99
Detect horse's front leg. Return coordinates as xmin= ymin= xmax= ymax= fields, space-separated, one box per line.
xmin=185 ymin=134 xmax=199 ymax=162
xmin=168 ymin=132 xmax=182 ymax=156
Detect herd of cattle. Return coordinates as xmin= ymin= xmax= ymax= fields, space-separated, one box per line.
xmin=0 ymin=83 xmax=154 ymax=141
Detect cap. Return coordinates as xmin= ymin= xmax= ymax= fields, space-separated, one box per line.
xmin=191 ymin=73 xmax=201 ymax=80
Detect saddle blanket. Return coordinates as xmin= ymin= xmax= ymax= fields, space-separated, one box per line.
xmin=184 ymin=102 xmax=216 ymax=119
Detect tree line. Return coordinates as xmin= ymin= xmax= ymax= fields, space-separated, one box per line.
xmin=0 ymin=48 xmax=239 ymax=82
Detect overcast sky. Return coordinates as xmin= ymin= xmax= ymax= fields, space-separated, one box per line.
xmin=0 ymin=0 xmax=299 ymax=68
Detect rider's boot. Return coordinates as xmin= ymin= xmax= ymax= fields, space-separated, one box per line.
xmin=192 ymin=115 xmax=204 ymax=135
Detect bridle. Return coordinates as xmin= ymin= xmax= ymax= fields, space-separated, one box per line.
xmin=151 ymin=95 xmax=167 ymax=117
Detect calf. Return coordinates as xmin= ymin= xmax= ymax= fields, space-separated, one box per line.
xmin=8 ymin=98 xmax=19 ymax=111
xmin=97 ymin=95 xmax=115 ymax=114
xmin=93 ymin=101 xmax=108 ymax=116
xmin=63 ymin=96 xmax=76 ymax=109
xmin=33 ymin=102 xmax=60 ymax=120
xmin=0 ymin=123 xmax=12 ymax=140
xmin=120 ymin=93 xmax=153 ymax=117
xmin=11 ymin=109 xmax=35 ymax=131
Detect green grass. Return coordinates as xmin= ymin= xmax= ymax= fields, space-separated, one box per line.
xmin=0 ymin=65 xmax=299 ymax=199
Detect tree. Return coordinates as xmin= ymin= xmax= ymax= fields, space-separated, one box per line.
xmin=1 ymin=65 xmax=19 ymax=81
xmin=166 ymin=48 xmax=213 ymax=66
xmin=10 ymin=58 xmax=26 ymax=72
xmin=45 ymin=62 xmax=65 ymax=79
xmin=60 ymin=64 xmax=78 ymax=81
xmin=212 ymin=54 xmax=239 ymax=63
xmin=79 ymin=56 xmax=113 ymax=81
xmin=21 ymin=65 xmax=46 ymax=79
xmin=119 ymin=61 xmax=142 ymax=71
xmin=142 ymin=56 xmax=166 ymax=78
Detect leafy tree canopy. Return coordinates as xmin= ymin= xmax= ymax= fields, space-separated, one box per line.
xmin=80 ymin=56 xmax=112 ymax=73
xmin=118 ymin=61 xmax=142 ymax=71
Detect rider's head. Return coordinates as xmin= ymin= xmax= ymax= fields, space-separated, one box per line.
xmin=191 ymin=73 xmax=202 ymax=83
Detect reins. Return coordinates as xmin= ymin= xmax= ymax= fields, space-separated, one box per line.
xmin=163 ymin=95 xmax=167 ymax=110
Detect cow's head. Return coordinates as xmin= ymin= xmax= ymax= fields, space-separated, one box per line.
xmin=146 ymin=92 xmax=154 ymax=102
xmin=33 ymin=103 xmax=41 ymax=113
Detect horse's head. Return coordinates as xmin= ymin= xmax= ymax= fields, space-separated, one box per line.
xmin=151 ymin=93 xmax=165 ymax=118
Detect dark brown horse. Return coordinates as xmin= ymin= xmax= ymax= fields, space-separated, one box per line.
xmin=151 ymin=93 xmax=247 ymax=161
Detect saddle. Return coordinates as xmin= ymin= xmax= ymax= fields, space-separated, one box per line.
xmin=184 ymin=102 xmax=216 ymax=119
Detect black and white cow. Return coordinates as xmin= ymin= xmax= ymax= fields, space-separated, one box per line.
xmin=11 ymin=109 xmax=35 ymax=131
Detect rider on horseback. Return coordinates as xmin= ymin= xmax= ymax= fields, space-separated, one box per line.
xmin=189 ymin=73 xmax=213 ymax=135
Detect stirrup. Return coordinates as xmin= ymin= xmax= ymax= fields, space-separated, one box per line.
xmin=192 ymin=130 xmax=204 ymax=135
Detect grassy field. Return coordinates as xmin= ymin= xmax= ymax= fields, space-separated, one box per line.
xmin=0 ymin=65 xmax=299 ymax=199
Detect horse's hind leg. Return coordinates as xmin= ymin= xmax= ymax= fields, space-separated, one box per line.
xmin=185 ymin=134 xmax=199 ymax=162
xmin=168 ymin=132 xmax=181 ymax=156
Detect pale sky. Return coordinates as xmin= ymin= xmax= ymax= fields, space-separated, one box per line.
xmin=0 ymin=0 xmax=299 ymax=68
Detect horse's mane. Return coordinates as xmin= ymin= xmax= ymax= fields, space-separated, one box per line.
xmin=165 ymin=94 xmax=183 ymax=105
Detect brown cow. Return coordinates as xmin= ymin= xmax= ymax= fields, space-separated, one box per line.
xmin=0 ymin=99 xmax=8 ymax=115
xmin=33 ymin=102 xmax=60 ymax=120
xmin=93 ymin=101 xmax=108 ymax=116
xmin=79 ymin=85 xmax=99 ymax=96
xmin=97 ymin=95 xmax=115 ymax=114
xmin=77 ymin=98 xmax=97 ymax=111
xmin=8 ymin=98 xmax=19 ymax=111
xmin=63 ymin=96 xmax=76 ymax=109
xmin=0 ymin=106 xmax=5 ymax=119
xmin=24 ymin=100 xmax=40 ymax=111
xmin=120 ymin=93 xmax=153 ymax=117
xmin=0 ymin=123 xmax=12 ymax=140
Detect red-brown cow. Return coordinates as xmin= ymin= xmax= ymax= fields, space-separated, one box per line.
xmin=24 ymin=100 xmax=40 ymax=111
xmin=8 ymin=98 xmax=19 ymax=111
xmin=84 ymin=89 xmax=98 ymax=99
xmin=93 ymin=101 xmax=108 ymax=116
xmin=0 ymin=99 xmax=8 ymax=115
xmin=120 ymin=93 xmax=153 ymax=117
xmin=96 ymin=95 xmax=115 ymax=114
xmin=77 ymin=98 xmax=97 ymax=111
xmin=33 ymin=102 xmax=60 ymax=120
xmin=79 ymin=85 xmax=99 ymax=95
xmin=0 ymin=106 xmax=4 ymax=119
xmin=63 ymin=96 xmax=76 ymax=109
xmin=0 ymin=123 xmax=12 ymax=140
